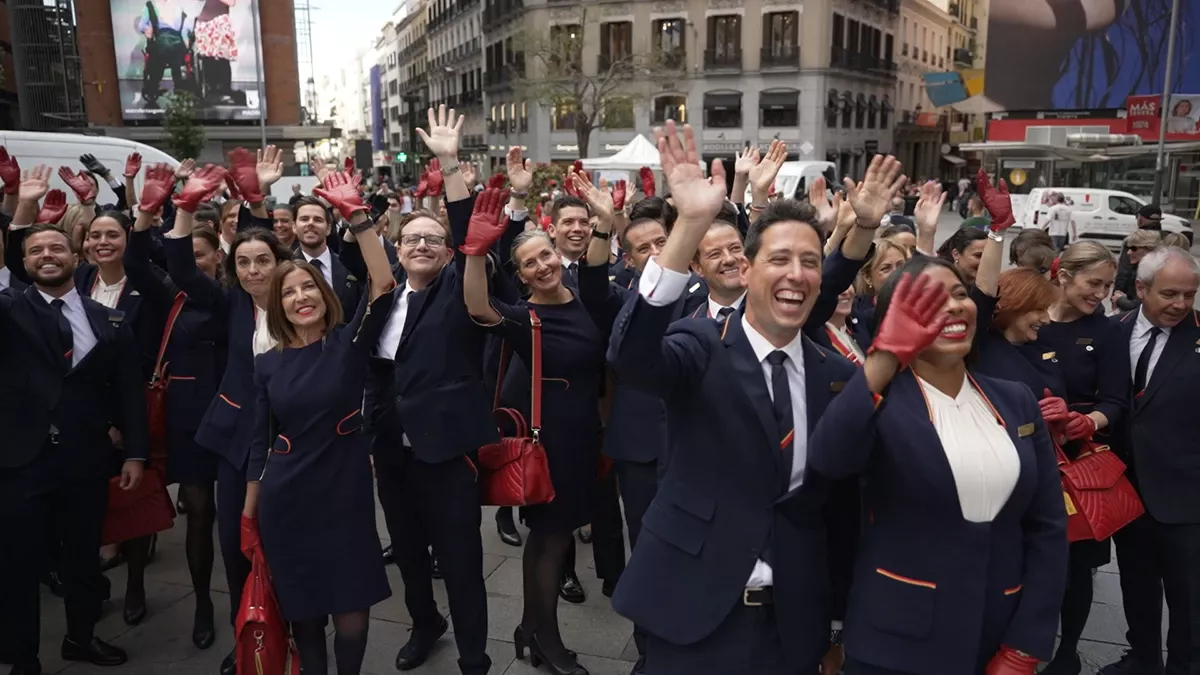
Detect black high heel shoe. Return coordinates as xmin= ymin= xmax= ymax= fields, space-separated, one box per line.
xmin=193 ymin=596 xmax=215 ymax=650
xmin=514 ymin=626 xmax=574 ymax=661
xmin=527 ymin=633 xmax=588 ymax=675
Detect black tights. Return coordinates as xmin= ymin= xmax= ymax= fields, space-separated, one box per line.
xmin=1054 ymin=557 xmax=1095 ymax=658
xmin=178 ymin=483 xmax=217 ymax=620
xmin=292 ymin=610 xmax=371 ymax=675
xmin=521 ymin=528 xmax=574 ymax=665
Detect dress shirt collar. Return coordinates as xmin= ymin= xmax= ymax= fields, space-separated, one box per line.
xmin=707 ymin=292 xmax=746 ymax=318
xmin=0 ymin=267 xmax=10 ymax=289
xmin=38 ymin=286 xmax=84 ymax=312
xmin=741 ymin=314 xmax=806 ymax=369
xmin=560 ymin=254 xmax=580 ymax=269
xmin=1135 ymin=306 xmax=1172 ymax=339
xmin=303 ymin=246 xmax=333 ymax=269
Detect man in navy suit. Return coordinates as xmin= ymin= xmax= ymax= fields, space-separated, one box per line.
xmin=608 ymin=122 xmax=867 ymax=675
xmin=292 ymin=195 xmax=362 ymax=320
xmin=0 ymin=224 xmax=147 ymax=675
xmin=1103 ymin=246 xmax=1200 ymax=675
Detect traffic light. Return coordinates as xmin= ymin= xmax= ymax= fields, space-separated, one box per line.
xmin=396 ymin=152 xmax=408 ymax=163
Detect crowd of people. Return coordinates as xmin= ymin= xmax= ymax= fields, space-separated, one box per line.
xmin=0 ymin=105 xmax=1198 ymax=675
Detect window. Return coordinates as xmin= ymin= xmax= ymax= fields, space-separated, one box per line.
xmin=549 ymin=24 xmax=582 ymax=70
xmin=760 ymin=90 xmax=799 ymax=127
xmin=520 ymin=102 xmax=529 ymax=132
xmin=855 ymin=94 xmax=866 ymax=128
xmin=600 ymin=22 xmax=633 ymax=70
xmin=706 ymin=15 xmax=741 ymax=67
xmin=553 ymin=99 xmax=577 ymax=131
xmin=826 ymin=90 xmax=839 ymax=128
xmin=841 ymin=93 xmax=852 ymax=127
xmin=880 ymin=95 xmax=892 ymax=127
xmin=1109 ymin=196 xmax=1142 ymax=216
xmin=704 ymin=92 xmax=741 ymax=128
xmin=653 ymin=18 xmax=686 ymax=69
xmin=652 ymin=95 xmax=687 ymax=124
xmin=604 ymin=98 xmax=635 ymax=129
xmin=762 ymin=11 xmax=798 ymax=65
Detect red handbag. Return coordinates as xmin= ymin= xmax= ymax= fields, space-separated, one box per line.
xmin=146 ymin=291 xmax=188 ymax=462
xmin=101 ymin=465 xmax=176 ymax=545
xmin=1055 ymin=439 xmax=1145 ymax=542
xmin=236 ymin=528 xmax=300 ymax=675
xmin=478 ymin=309 xmax=556 ymax=507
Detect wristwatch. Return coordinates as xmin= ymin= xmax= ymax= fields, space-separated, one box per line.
xmin=439 ymin=164 xmax=461 ymax=177
xmin=830 ymin=628 xmax=843 ymax=646
xmin=591 ymin=227 xmax=611 ymax=241
xmin=987 ymin=229 xmax=1004 ymax=242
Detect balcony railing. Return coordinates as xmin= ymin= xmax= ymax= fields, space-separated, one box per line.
xmin=830 ymin=47 xmax=897 ymax=78
xmin=760 ymin=45 xmax=799 ymax=68
xmin=703 ymin=47 xmax=742 ymax=70
xmin=598 ymin=53 xmax=634 ymax=73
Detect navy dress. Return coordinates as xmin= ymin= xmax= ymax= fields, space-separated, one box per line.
xmin=1034 ymin=310 xmax=1128 ymax=568
xmin=971 ymin=288 xmax=1068 ymax=403
xmin=247 ymin=291 xmax=396 ymax=621
xmin=491 ymin=264 xmax=609 ymax=533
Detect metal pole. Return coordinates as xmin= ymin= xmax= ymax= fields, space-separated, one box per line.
xmin=251 ymin=0 xmax=268 ymax=148
xmin=1150 ymin=0 xmax=1181 ymax=207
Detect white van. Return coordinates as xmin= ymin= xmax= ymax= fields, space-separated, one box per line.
xmin=1018 ymin=187 xmax=1193 ymax=251
xmin=0 ymin=131 xmax=178 ymax=203
xmin=744 ymin=161 xmax=839 ymax=203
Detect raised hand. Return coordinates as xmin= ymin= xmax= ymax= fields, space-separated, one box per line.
xmin=808 ymin=176 xmax=837 ymax=229
xmin=227 ymin=147 xmax=263 ymax=203
xmin=174 ymin=158 xmax=196 ymax=180
xmin=124 ymin=152 xmax=143 ymax=179
xmin=313 ymin=171 xmax=369 ymax=220
xmin=37 ymin=190 xmax=67 ymax=224
xmin=734 ymin=146 xmax=759 ymax=176
xmin=414 ymin=169 xmax=429 ymax=199
xmin=0 ymin=147 xmax=19 ymax=195
xmin=749 ymin=140 xmax=788 ymax=198
xmin=977 ymin=168 xmax=1015 ymax=231
xmin=255 ymin=145 xmax=284 ymax=193
xmin=654 ymin=121 xmax=727 ymax=223
xmin=425 ymin=158 xmax=445 ymax=197
xmin=913 ymin=180 xmax=947 ymax=234
xmin=58 ymin=166 xmax=98 ymax=204
xmin=310 ymin=157 xmax=331 ymax=183
xmin=612 ymin=180 xmax=628 ymax=211
xmin=487 ymin=172 xmax=506 ymax=190
xmin=19 ymin=165 xmax=52 ymax=203
xmin=506 ymin=146 xmax=532 ymax=192
xmin=639 ymin=166 xmax=656 ymax=197
xmin=461 ymin=186 xmax=510 ymax=256
xmin=79 ymin=153 xmax=110 ymax=177
xmin=563 ymin=167 xmax=579 ymax=197
xmin=870 ymin=272 xmax=951 ymax=368
xmin=572 ymin=170 xmax=613 ymax=223
xmin=417 ymin=104 xmax=463 ymax=159
xmin=460 ymin=161 xmax=477 ymax=189
xmin=174 ymin=164 xmax=228 ymax=213
xmin=139 ymin=164 xmax=176 ymax=214
xmin=343 ymin=157 xmax=355 ymax=173
xmin=847 ymin=154 xmax=907 ymax=225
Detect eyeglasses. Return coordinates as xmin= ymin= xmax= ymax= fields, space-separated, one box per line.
xmin=400 ymin=233 xmax=446 ymax=247
xmin=1128 ymin=245 xmax=1152 ymax=252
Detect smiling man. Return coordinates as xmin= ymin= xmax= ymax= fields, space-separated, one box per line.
xmin=548 ymin=195 xmax=591 ymax=289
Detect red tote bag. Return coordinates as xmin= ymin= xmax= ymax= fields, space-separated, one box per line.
xmin=1055 ymin=439 xmax=1145 ymax=542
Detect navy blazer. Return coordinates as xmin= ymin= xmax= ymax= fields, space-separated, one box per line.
xmin=1112 ymin=308 xmax=1200 ymax=524
xmin=0 ymin=285 xmax=149 ymax=469
xmin=608 ymin=299 xmax=856 ymax=671
xmin=317 ymin=250 xmax=363 ymax=322
xmin=75 ymin=262 xmax=164 ymax=381
xmin=809 ymin=368 xmax=1067 ymax=672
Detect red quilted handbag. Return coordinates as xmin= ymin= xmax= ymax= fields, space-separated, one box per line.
xmin=478 ymin=309 xmax=556 ymax=507
xmin=1055 ymin=439 xmax=1145 ymax=542
xmin=101 ymin=465 xmax=176 ymax=545
xmin=145 ymin=292 xmax=188 ymax=462
xmin=236 ymin=520 xmax=300 ymax=675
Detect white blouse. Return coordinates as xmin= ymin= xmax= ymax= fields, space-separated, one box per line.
xmin=918 ymin=375 xmax=1020 ymax=523
xmin=252 ymin=305 xmax=277 ymax=356
xmin=91 ymin=276 xmax=126 ymax=309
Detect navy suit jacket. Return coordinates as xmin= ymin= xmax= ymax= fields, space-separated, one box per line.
xmin=607 ymin=299 xmax=856 ymax=670
xmin=809 ymin=368 xmax=1067 ymax=672
xmin=75 ymin=262 xmax=164 ymax=381
xmin=1111 ymin=308 xmax=1200 ymax=524
xmin=0 ymin=285 xmax=149 ymax=469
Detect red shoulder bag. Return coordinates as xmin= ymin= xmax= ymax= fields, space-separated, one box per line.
xmin=236 ymin=520 xmax=300 ymax=675
xmin=1055 ymin=439 xmax=1145 ymax=542
xmin=477 ymin=309 xmax=556 ymax=506
xmin=146 ymin=291 xmax=188 ymax=461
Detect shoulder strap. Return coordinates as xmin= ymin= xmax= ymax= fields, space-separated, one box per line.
xmin=529 ymin=309 xmax=542 ymax=440
xmin=152 ymin=292 xmax=188 ymax=380
xmin=493 ymin=342 xmax=511 ymax=411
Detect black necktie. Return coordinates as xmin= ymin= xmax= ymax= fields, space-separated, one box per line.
xmin=1133 ymin=326 xmax=1162 ymax=394
xmin=766 ymin=350 xmax=795 ymax=491
xmin=564 ymin=263 xmax=578 ymax=290
xmin=716 ymin=306 xmax=734 ymax=321
xmin=51 ymin=298 xmax=74 ymax=367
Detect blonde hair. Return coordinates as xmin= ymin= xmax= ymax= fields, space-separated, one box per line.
xmin=1126 ymin=229 xmax=1162 ymax=250
xmin=1162 ymin=232 xmax=1190 ymax=250
xmin=854 ymin=238 xmax=910 ymax=296
xmin=1056 ymin=241 xmax=1115 ymax=283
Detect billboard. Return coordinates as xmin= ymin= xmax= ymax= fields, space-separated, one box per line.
xmin=1127 ymin=94 xmax=1200 ymax=141
xmin=985 ymin=1 xmax=1199 ymax=111
xmin=110 ymin=0 xmax=265 ymax=121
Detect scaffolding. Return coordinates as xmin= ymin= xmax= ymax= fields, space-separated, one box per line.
xmin=295 ymin=0 xmax=318 ymax=124
xmin=9 ymin=0 xmax=86 ymax=130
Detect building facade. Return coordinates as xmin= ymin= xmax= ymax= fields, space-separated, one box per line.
xmin=426 ymin=0 xmax=486 ymax=164
xmin=0 ymin=0 xmax=18 ymax=128
xmin=894 ymin=0 xmax=952 ymax=181
xmin=481 ymin=0 xmax=898 ymax=179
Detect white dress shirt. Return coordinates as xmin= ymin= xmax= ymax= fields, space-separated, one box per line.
xmin=1130 ymin=308 xmax=1171 ymax=386
xmin=39 ymin=287 xmax=98 ymax=367
xmin=377 ymin=282 xmax=419 ymax=361
xmin=252 ymin=305 xmax=276 ymax=356
xmin=303 ymin=247 xmax=334 ymax=287
xmin=705 ymin=292 xmax=745 ymax=320
xmin=917 ymin=374 xmax=1020 ymax=523
xmin=0 ymin=267 xmax=11 ymax=290
xmin=639 ymin=257 xmax=807 ymax=588
xmin=90 ymin=276 xmax=127 ymax=310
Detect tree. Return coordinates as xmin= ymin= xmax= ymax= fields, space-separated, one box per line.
xmin=510 ymin=9 xmax=681 ymax=159
xmin=162 ymin=92 xmax=206 ymax=160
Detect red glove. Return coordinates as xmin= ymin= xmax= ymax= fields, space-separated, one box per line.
xmin=58 ymin=167 xmax=97 ymax=204
xmin=1038 ymin=389 xmax=1070 ymax=424
xmin=37 ymin=190 xmax=67 ymax=224
xmin=174 ymin=165 xmax=228 ymax=213
xmin=977 ymin=168 xmax=1015 ymax=232
xmin=984 ymin=646 xmax=1039 ymax=675
xmin=572 ymin=160 xmax=584 ymax=176
xmin=313 ymin=171 xmax=369 ymax=220
xmin=640 ymin=166 xmax=655 ymax=197
xmin=425 ymin=158 xmax=445 ymax=197
xmin=563 ymin=169 xmax=578 ymax=197
xmin=227 ymin=147 xmax=265 ymax=204
xmin=240 ymin=514 xmax=260 ymax=557
xmin=344 ymin=157 xmax=355 ymax=173
xmin=487 ymin=172 xmax=506 ymax=190
xmin=1064 ymin=412 xmax=1096 ymax=441
xmin=414 ymin=174 xmax=429 ymax=199
xmin=124 ymin=152 xmax=143 ymax=179
xmin=460 ymin=187 xmax=510 ymax=256
xmin=870 ymin=272 xmax=951 ymax=369
xmin=139 ymin=164 xmax=176 ymax=214
xmin=612 ymin=180 xmax=627 ymax=210
xmin=0 ymin=147 xmax=20 ymax=195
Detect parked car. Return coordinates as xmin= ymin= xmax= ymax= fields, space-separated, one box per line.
xmin=1018 ymin=187 xmax=1193 ymax=251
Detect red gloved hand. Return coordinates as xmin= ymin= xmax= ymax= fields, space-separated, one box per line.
xmin=58 ymin=167 xmax=97 ymax=204
xmin=139 ymin=164 xmax=176 ymax=214
xmin=977 ymin=168 xmax=1015 ymax=232
xmin=37 ymin=190 xmax=68 ymax=224
xmin=640 ymin=166 xmax=655 ymax=197
xmin=425 ymin=158 xmax=445 ymax=197
xmin=869 ymin=272 xmax=951 ymax=369
xmin=0 ymin=147 xmax=20 ymax=195
xmin=124 ymin=152 xmax=143 ymax=179
xmin=313 ymin=171 xmax=369 ymax=220
xmin=344 ymin=157 xmax=355 ymax=173
xmin=414 ymin=174 xmax=429 ymax=199
xmin=563 ymin=168 xmax=578 ymax=197
xmin=984 ymin=646 xmax=1039 ymax=675
xmin=460 ymin=187 xmax=510 ymax=256
xmin=1064 ymin=412 xmax=1096 ymax=441
xmin=572 ymin=159 xmax=584 ymax=175
xmin=487 ymin=172 xmax=506 ymax=190
xmin=612 ymin=180 xmax=627 ymax=210
xmin=173 ymin=165 xmax=228 ymax=213
xmin=1038 ymin=389 xmax=1070 ymax=424
xmin=240 ymin=514 xmax=260 ymax=557
xmin=227 ymin=147 xmax=265 ymax=204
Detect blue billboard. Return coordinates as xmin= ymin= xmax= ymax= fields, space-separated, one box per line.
xmin=369 ymin=65 xmax=384 ymax=152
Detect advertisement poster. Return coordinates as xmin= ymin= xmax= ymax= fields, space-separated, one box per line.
xmin=110 ymin=0 xmax=265 ymax=121
xmin=1126 ymin=94 xmax=1200 ymax=141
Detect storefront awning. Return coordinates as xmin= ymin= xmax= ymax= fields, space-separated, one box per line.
xmin=942 ymin=154 xmax=967 ymax=165
xmin=759 ymin=91 xmax=798 ymax=108
xmin=704 ymin=93 xmax=742 ymax=110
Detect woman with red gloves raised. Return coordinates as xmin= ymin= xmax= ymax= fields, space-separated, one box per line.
xmin=808 ymin=255 xmax=1068 ymax=675
xmin=238 ymin=169 xmax=396 ymax=675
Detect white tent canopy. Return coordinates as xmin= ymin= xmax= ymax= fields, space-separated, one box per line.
xmin=580 ymin=134 xmax=661 ymax=171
